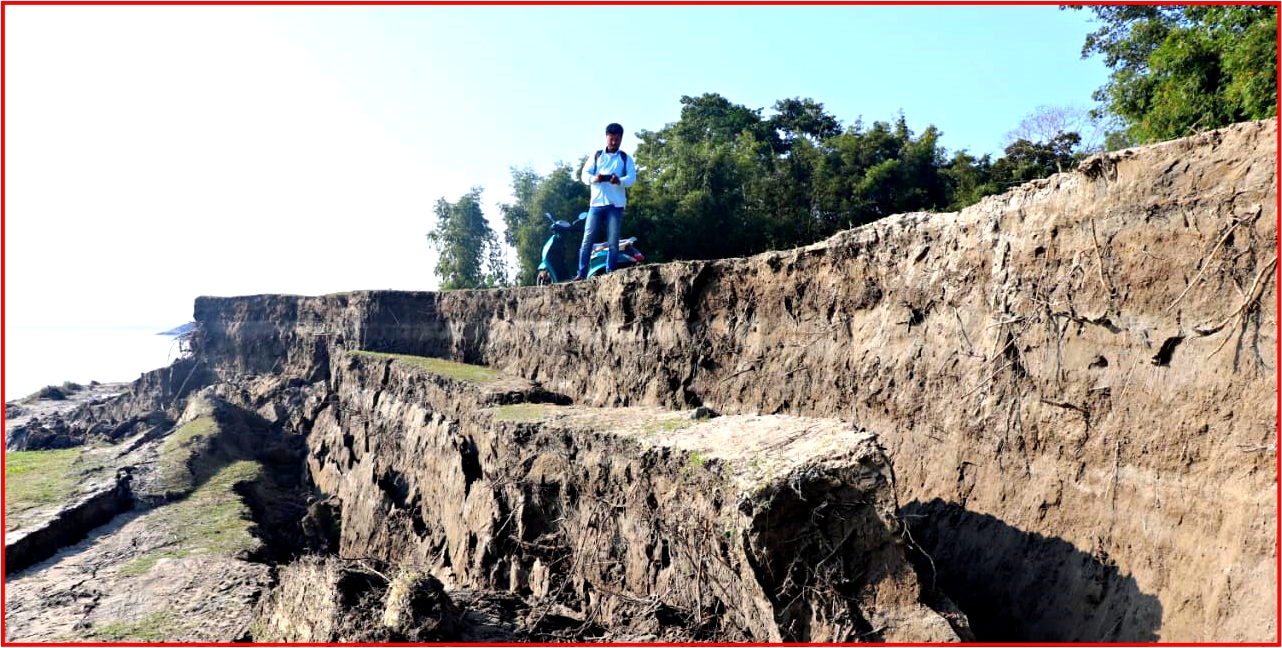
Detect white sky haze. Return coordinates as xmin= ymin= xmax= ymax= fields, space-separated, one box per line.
xmin=4 ymin=4 xmax=1112 ymax=330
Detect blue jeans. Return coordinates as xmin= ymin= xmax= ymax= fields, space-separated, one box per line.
xmin=578 ymin=205 xmax=623 ymax=278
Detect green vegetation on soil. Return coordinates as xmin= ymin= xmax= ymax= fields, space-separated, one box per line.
xmin=4 ymin=448 xmax=88 ymax=529
xmin=117 ymin=409 xmax=263 ymax=577
xmin=116 ymin=547 xmax=192 ymax=577
xmin=352 ymin=350 xmax=500 ymax=383
xmin=81 ymin=611 xmax=177 ymax=642
xmin=153 ymin=416 xmax=218 ymax=497
xmin=642 ymin=417 xmax=695 ymax=437
xmin=116 ymin=460 xmax=263 ymax=577
xmin=16 ymin=381 xmax=87 ymax=402
xmin=492 ymin=403 xmax=557 ymax=421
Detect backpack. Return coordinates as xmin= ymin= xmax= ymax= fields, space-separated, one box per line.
xmin=593 ymin=149 xmax=629 ymax=176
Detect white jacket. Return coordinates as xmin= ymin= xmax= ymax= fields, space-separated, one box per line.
xmin=580 ymin=149 xmax=636 ymax=207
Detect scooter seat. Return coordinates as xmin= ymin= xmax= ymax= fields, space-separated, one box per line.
xmin=592 ymin=239 xmax=636 ymax=253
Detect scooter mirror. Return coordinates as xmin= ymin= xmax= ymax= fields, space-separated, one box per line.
xmin=577 ymin=212 xmax=588 ymax=221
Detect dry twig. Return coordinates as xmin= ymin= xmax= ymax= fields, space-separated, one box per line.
xmin=1166 ymin=218 xmax=1249 ymax=313
xmin=953 ymin=307 xmax=976 ymax=356
xmin=1039 ymin=397 xmax=1089 ymax=418
xmin=1238 ymin=444 xmax=1275 ymax=454
xmin=1197 ymin=254 xmax=1277 ymax=358
xmin=1091 ymin=218 xmax=1115 ymax=300
xmin=962 ymin=361 xmax=1014 ymax=398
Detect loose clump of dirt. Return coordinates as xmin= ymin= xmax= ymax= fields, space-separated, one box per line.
xmin=252 ymin=556 xmax=463 ymax=642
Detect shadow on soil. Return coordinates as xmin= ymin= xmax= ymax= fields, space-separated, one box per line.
xmin=902 ymin=498 xmax=1162 ymax=643
xmin=6 ymin=399 xmax=315 ymax=580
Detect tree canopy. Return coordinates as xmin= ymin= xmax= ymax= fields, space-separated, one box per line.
xmin=498 ymin=162 xmax=590 ymax=286
xmin=426 ymin=187 xmax=508 ymax=290
xmin=1068 ymin=4 xmax=1277 ymax=143
xmin=622 ymin=94 xmax=970 ymax=263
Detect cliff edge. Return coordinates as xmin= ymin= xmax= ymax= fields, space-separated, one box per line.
xmin=5 ymin=118 xmax=1277 ymax=642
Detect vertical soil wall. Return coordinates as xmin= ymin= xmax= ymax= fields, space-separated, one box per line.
xmin=192 ymin=119 xmax=1278 ymax=642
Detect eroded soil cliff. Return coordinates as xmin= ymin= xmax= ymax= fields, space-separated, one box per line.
xmin=5 ymin=118 xmax=1277 ymax=642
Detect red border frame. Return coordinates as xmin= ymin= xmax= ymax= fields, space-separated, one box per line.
xmin=0 ymin=1 xmax=1266 ymax=5
xmin=1274 ymin=5 xmax=1281 ymax=646
xmin=1 ymin=2 xmax=1279 ymax=647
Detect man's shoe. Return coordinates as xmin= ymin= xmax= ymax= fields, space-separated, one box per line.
xmin=572 ymin=276 xmax=586 ymax=282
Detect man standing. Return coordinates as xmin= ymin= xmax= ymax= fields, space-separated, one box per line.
xmin=576 ymin=122 xmax=636 ymax=280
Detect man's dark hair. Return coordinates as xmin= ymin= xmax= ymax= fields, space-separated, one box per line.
xmin=605 ymin=123 xmax=624 ymax=135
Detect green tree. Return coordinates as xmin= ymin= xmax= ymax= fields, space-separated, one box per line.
xmin=497 ymin=167 xmax=543 ymax=286
xmin=942 ymin=150 xmax=999 ymax=211
xmin=481 ymin=232 xmax=511 ymax=288
xmin=1068 ymin=4 xmax=1277 ymax=143
xmin=628 ymin=96 xmax=775 ymax=262
xmin=991 ymin=131 xmax=1085 ymax=187
xmin=811 ymin=115 xmax=951 ymax=229
xmin=769 ymin=97 xmax=842 ymax=147
xmin=427 ymin=187 xmax=506 ymax=290
xmin=499 ymin=162 xmax=589 ymax=285
xmin=479 ymin=93 xmax=1020 ymax=268
xmin=629 ymin=99 xmax=962 ymax=260
xmin=670 ymin=92 xmax=777 ymax=147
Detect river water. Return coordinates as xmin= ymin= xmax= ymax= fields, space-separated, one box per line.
xmin=4 ymin=326 xmax=186 ymax=401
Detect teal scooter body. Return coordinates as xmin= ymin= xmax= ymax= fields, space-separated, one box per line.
xmin=536 ymin=212 xmax=644 ymax=284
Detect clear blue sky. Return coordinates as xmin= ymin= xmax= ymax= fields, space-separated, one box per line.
xmin=4 ymin=4 xmax=1112 ymax=330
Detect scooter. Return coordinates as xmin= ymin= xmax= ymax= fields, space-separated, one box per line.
xmin=535 ymin=212 xmax=645 ymax=285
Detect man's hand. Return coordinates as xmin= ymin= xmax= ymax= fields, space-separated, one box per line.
xmin=609 ymin=174 xmax=621 ymax=185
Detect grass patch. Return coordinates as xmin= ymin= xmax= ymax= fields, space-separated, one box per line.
xmin=679 ymin=449 xmax=711 ymax=482
xmin=492 ymin=403 xmax=556 ymax=422
xmin=33 ymin=385 xmax=66 ymax=401
xmin=152 ymin=417 xmax=217 ymax=498
xmin=352 ymin=350 xmax=500 ymax=384
xmin=4 ymin=448 xmax=98 ymax=529
xmin=82 ymin=611 xmax=177 ymax=642
xmin=118 ymin=460 xmax=264 ymax=577
xmin=739 ymin=456 xmax=786 ymax=496
xmin=641 ymin=417 xmax=695 ymax=437
xmin=182 ymin=460 xmax=264 ymax=555
xmin=19 ymin=382 xmax=87 ymax=402
xmin=115 ymin=548 xmax=193 ymax=577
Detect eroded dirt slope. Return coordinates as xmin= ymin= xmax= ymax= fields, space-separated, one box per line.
xmin=291 ymin=351 xmax=966 ymax=642
xmin=189 ymin=119 xmax=1278 ymax=642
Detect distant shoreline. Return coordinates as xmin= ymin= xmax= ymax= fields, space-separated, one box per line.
xmin=5 ymin=327 xmax=185 ymax=401
xmin=8 ymin=325 xmax=182 ymax=331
